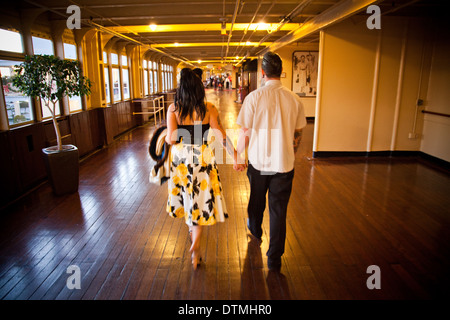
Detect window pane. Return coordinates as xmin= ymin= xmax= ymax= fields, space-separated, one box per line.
xmin=0 ymin=29 xmax=23 ymax=53
xmin=153 ymin=71 xmax=158 ymax=93
xmin=121 ymin=55 xmax=127 ymax=66
xmin=1 ymin=60 xmax=33 ymax=125
xmin=64 ymin=43 xmax=77 ymax=60
xmin=143 ymin=59 xmax=147 ymax=69
xmin=111 ymin=53 xmax=118 ymax=65
xmin=143 ymin=70 xmax=148 ymax=95
xmin=122 ymin=69 xmax=130 ymax=99
xmin=112 ymin=67 xmax=121 ymax=102
xmin=69 ymin=96 xmax=82 ymax=112
xmin=104 ymin=67 xmax=110 ymax=103
xmin=41 ymin=99 xmax=61 ymax=118
xmin=149 ymin=71 xmax=153 ymax=94
xmin=162 ymin=72 xmax=166 ymax=92
xmin=32 ymin=36 xmax=54 ymax=55
xmin=103 ymin=52 xmax=108 ymax=64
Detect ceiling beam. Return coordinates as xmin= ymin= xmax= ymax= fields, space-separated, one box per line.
xmin=152 ymin=42 xmax=271 ymax=48
xmin=104 ymin=23 xmax=300 ymax=34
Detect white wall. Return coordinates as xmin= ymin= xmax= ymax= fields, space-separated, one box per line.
xmin=420 ymin=21 xmax=450 ymax=162
xmin=313 ymin=16 xmax=442 ymax=156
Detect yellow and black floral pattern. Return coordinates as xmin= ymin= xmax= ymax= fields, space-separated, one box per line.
xmin=167 ymin=143 xmax=228 ymax=226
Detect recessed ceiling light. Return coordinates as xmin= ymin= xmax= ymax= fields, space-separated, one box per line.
xmin=149 ymin=24 xmax=157 ymax=31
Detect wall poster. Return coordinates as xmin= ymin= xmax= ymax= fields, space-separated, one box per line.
xmin=292 ymin=51 xmax=318 ymax=97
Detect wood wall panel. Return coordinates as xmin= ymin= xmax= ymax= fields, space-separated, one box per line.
xmin=70 ymin=112 xmax=93 ymax=157
xmin=0 ymin=131 xmax=20 ymax=208
xmin=1 ymin=101 xmax=138 ymax=207
xmin=88 ymin=108 xmax=105 ymax=151
xmin=9 ymin=123 xmax=47 ymax=192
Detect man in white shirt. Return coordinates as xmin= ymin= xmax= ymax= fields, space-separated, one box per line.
xmin=236 ymin=51 xmax=306 ymax=270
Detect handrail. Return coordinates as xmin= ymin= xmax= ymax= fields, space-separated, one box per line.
xmin=422 ymin=110 xmax=450 ymax=118
xmin=132 ymin=95 xmax=165 ymax=126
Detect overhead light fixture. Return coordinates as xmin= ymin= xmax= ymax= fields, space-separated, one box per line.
xmin=174 ymin=42 xmax=179 ymax=46
xmin=149 ymin=24 xmax=157 ymax=31
xmin=221 ymin=22 xmax=227 ymax=35
xmin=257 ymin=22 xmax=270 ymax=30
xmin=197 ymin=60 xmax=202 ymax=64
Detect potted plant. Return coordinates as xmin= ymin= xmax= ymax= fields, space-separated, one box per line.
xmin=13 ymin=54 xmax=91 ymax=195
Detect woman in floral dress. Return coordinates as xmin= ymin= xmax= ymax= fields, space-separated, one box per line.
xmin=165 ymin=68 xmax=245 ymax=269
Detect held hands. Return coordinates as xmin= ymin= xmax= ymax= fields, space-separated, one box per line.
xmin=223 ymin=136 xmax=247 ymax=172
xmin=233 ymin=153 xmax=247 ymax=172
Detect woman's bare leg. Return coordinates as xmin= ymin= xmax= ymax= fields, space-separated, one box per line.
xmin=189 ymin=225 xmax=202 ymax=269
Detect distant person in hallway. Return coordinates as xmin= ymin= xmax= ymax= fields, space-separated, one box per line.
xmin=165 ymin=68 xmax=246 ymax=270
xmin=236 ymin=51 xmax=307 ymax=271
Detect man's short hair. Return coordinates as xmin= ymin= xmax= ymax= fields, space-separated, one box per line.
xmin=262 ymin=52 xmax=282 ymax=78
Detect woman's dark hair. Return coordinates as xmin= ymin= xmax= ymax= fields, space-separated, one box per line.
xmin=174 ymin=67 xmax=206 ymax=123
xmin=262 ymin=51 xmax=282 ymax=78
xmin=193 ymin=68 xmax=203 ymax=78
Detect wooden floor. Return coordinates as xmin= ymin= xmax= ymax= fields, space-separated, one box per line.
xmin=0 ymin=89 xmax=449 ymax=300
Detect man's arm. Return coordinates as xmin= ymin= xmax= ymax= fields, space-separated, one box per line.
xmin=236 ymin=127 xmax=250 ymax=154
xmin=293 ymin=129 xmax=303 ymax=153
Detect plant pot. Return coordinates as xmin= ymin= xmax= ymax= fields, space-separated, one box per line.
xmin=42 ymin=144 xmax=79 ymax=196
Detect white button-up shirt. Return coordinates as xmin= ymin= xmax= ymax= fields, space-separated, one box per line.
xmin=236 ymin=80 xmax=306 ymax=173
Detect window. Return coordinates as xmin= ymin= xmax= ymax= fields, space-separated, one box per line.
xmin=122 ymin=68 xmax=130 ymax=100
xmin=143 ymin=59 xmax=148 ymax=96
xmin=148 ymin=60 xmax=155 ymax=94
xmin=121 ymin=54 xmax=130 ymax=100
xmin=153 ymin=62 xmax=158 ymax=93
xmin=63 ymin=43 xmax=77 ymax=60
xmin=0 ymin=29 xmax=23 ymax=53
xmin=41 ymin=99 xmax=61 ymax=119
xmin=104 ymin=67 xmax=110 ymax=103
xmin=1 ymin=59 xmax=33 ymax=126
xmin=112 ymin=67 xmax=121 ymax=102
xmin=103 ymin=52 xmax=110 ymax=103
xmin=32 ymin=36 xmax=54 ymax=55
xmin=64 ymin=43 xmax=82 ymax=112
xmin=169 ymin=65 xmax=173 ymax=90
xmin=162 ymin=64 xmax=166 ymax=92
xmin=110 ymin=51 xmax=121 ymax=102
xmin=32 ymin=36 xmax=59 ymax=118
xmin=111 ymin=53 xmax=119 ymax=65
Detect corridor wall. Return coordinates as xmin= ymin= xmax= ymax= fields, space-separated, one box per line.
xmin=313 ymin=16 xmax=448 ymax=162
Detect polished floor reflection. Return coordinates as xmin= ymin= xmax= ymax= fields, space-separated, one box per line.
xmin=0 ymin=89 xmax=449 ymax=300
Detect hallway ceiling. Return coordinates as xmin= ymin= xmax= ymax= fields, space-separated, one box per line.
xmin=17 ymin=0 xmax=445 ymax=68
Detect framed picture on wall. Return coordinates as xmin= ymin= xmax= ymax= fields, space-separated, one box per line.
xmin=292 ymin=51 xmax=318 ymax=97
